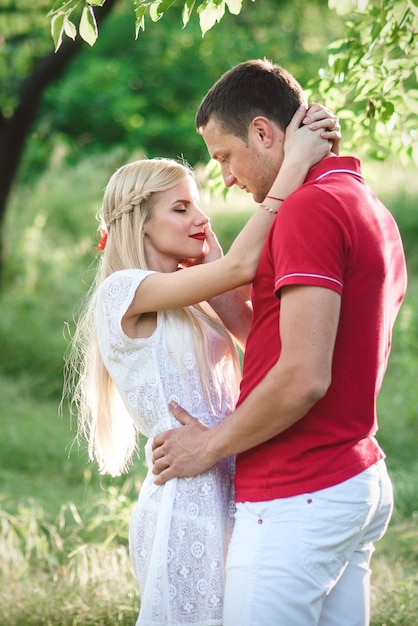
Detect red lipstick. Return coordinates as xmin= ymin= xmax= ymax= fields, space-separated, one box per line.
xmin=189 ymin=233 xmax=206 ymax=241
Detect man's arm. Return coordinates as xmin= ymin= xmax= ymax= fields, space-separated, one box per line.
xmin=152 ymin=284 xmax=341 ymax=483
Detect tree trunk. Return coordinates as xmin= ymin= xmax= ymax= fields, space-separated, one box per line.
xmin=0 ymin=0 xmax=118 ymax=281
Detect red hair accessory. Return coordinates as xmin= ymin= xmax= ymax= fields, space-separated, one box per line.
xmin=96 ymin=230 xmax=108 ymax=251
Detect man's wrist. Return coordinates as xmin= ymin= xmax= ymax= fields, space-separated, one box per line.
xmin=205 ymin=424 xmax=228 ymax=465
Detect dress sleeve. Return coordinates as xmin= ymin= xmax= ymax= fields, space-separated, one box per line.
xmin=96 ymin=269 xmax=156 ymax=362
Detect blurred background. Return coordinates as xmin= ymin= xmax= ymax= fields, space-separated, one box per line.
xmin=0 ymin=1 xmax=417 ymax=624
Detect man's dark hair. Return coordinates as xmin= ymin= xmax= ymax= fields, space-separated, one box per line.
xmin=195 ymin=59 xmax=305 ymax=141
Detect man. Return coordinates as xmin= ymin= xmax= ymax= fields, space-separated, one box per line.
xmin=152 ymin=59 xmax=407 ymax=625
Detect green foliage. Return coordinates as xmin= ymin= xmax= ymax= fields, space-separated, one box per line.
xmin=48 ymin=0 xmax=104 ymax=50
xmin=3 ymin=483 xmax=415 ymax=625
xmin=48 ymin=0 xmax=250 ymax=49
xmin=308 ymin=0 xmax=418 ymax=165
xmin=44 ymin=0 xmax=418 ymax=167
xmin=0 ymin=149 xmax=130 ymax=397
xmin=0 ymin=486 xmax=139 ymax=625
xmin=378 ymin=279 xmax=418 ymax=468
xmin=0 ymin=0 xmax=54 ymax=114
xmin=0 ymin=366 xmax=146 ymax=515
xmin=134 ymin=0 xmax=246 ymax=37
xmin=377 ymin=279 xmax=418 ymax=519
xmin=33 ymin=1 xmax=340 ymax=174
xmin=370 ymin=553 xmax=418 ymax=626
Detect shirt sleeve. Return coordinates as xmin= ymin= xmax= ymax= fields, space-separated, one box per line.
xmin=96 ymin=269 xmax=156 ymax=360
xmin=270 ymin=187 xmax=348 ymax=297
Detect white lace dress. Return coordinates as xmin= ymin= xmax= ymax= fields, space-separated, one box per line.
xmin=96 ymin=269 xmax=239 ymax=626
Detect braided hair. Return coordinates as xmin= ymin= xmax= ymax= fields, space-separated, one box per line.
xmin=66 ymin=158 xmax=240 ymax=476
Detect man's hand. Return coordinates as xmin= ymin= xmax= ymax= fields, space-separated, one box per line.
xmin=152 ymin=402 xmax=216 ymax=485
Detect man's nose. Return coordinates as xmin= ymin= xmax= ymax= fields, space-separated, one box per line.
xmin=219 ymin=162 xmax=237 ymax=189
xmin=223 ymin=170 xmax=237 ymax=189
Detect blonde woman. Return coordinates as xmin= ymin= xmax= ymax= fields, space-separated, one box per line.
xmin=67 ymin=105 xmax=339 ymax=625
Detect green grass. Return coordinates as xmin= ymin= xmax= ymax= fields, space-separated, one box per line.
xmin=0 ymin=483 xmax=139 ymax=626
xmin=0 ymin=152 xmax=417 ymax=624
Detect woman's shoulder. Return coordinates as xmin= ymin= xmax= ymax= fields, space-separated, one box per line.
xmin=99 ymin=269 xmax=155 ymax=299
xmin=97 ymin=269 xmax=161 ymax=349
xmin=103 ymin=268 xmax=155 ymax=287
xmin=97 ymin=270 xmax=153 ymax=320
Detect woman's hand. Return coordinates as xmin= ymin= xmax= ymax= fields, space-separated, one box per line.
xmin=303 ymin=103 xmax=341 ymax=155
xmin=282 ymin=106 xmax=333 ymax=172
xmin=179 ymin=222 xmax=223 ymax=268
xmin=202 ymin=222 xmax=224 ymax=263
xmin=264 ymin=104 xmax=338 ymax=204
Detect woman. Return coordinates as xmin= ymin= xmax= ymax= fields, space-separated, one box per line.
xmin=68 ymin=105 xmax=340 ymax=625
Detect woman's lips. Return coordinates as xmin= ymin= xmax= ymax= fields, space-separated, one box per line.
xmin=189 ymin=233 xmax=206 ymax=241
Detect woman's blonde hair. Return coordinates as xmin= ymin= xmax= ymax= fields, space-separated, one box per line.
xmin=66 ymin=158 xmax=239 ymax=476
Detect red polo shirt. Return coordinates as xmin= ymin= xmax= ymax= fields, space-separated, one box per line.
xmin=235 ymin=156 xmax=407 ymax=502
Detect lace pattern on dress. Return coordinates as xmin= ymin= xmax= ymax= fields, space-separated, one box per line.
xmin=97 ymin=269 xmax=239 ymax=625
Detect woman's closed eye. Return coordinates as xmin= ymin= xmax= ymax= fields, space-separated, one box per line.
xmin=171 ymin=202 xmax=188 ymax=213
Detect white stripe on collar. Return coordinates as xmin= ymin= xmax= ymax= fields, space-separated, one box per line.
xmin=315 ymin=168 xmax=364 ymax=181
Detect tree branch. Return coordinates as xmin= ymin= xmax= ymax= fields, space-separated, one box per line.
xmin=0 ymin=0 xmax=119 ymax=271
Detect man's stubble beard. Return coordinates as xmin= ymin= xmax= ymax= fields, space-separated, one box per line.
xmin=252 ymin=158 xmax=282 ymax=204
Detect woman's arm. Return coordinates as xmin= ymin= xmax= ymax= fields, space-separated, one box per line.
xmin=203 ymin=103 xmax=340 ymax=347
xmin=206 ymin=288 xmax=253 ymax=351
xmin=123 ymin=106 xmax=333 ymax=320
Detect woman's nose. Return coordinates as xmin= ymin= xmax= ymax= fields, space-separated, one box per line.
xmin=194 ymin=208 xmax=209 ymax=226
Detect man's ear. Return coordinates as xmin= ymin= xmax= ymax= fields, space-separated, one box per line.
xmin=250 ymin=116 xmax=274 ymax=148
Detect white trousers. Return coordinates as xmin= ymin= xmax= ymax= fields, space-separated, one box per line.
xmin=223 ymin=460 xmax=393 ymax=626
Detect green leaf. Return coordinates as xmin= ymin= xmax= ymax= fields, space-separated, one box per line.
xmin=328 ymin=0 xmax=358 ymax=16
xmin=182 ymin=0 xmax=197 ymax=26
xmin=150 ymin=0 xmax=177 ymax=21
xmin=404 ymin=91 xmax=418 ymax=114
xmin=79 ymin=6 xmax=98 ymax=46
xmin=198 ymin=1 xmax=225 ymax=36
xmin=50 ymin=12 xmax=66 ymax=51
xmin=204 ymin=159 xmax=229 ymax=199
xmin=133 ymin=0 xmax=153 ymax=28
xmin=157 ymin=0 xmax=177 ymax=10
xmin=225 ymin=0 xmax=242 ymax=15
xmin=149 ymin=3 xmax=161 ymax=21
xmin=63 ymin=17 xmax=77 ymax=40
xmin=134 ymin=5 xmax=147 ymax=36
xmin=48 ymin=0 xmax=79 ymax=16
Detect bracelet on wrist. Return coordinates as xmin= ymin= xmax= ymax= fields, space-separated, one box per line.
xmin=260 ymin=204 xmax=278 ymax=215
xmin=266 ymin=195 xmax=285 ymax=202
